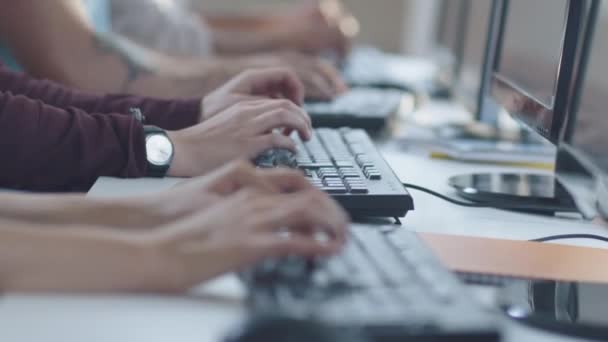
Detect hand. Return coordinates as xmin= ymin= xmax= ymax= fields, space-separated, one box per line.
xmin=277 ymin=0 xmax=358 ymax=60
xmin=167 ymin=99 xmax=312 ymax=177
xmin=145 ymin=186 xmax=350 ymax=291
xmin=130 ymin=160 xmax=314 ymax=228
xmin=243 ymin=52 xmax=348 ymax=101
xmin=201 ymin=67 xmax=305 ymax=121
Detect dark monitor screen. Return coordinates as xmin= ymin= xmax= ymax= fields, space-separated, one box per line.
xmin=492 ymin=0 xmax=579 ymax=143
xmin=498 ymin=0 xmax=569 ymax=108
xmin=456 ymin=0 xmax=494 ymax=119
xmin=570 ymin=4 xmax=608 ymax=174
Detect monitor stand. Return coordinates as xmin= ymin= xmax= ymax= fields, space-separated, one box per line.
xmin=448 ymin=173 xmax=579 ymax=215
xmin=597 ymin=178 xmax=608 ymax=220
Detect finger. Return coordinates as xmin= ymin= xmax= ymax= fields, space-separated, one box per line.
xmin=252 ymin=108 xmax=311 ymax=141
xmin=240 ymin=68 xmax=305 ymax=106
xmin=290 ymin=191 xmax=350 ymax=241
xmin=333 ymin=22 xmax=354 ymax=61
xmin=314 ymin=60 xmax=349 ymax=94
xmin=282 ymin=127 xmax=295 ymax=137
xmin=252 ymin=132 xmax=297 ymax=155
xmin=250 ymin=191 xmax=349 ymax=241
xmin=207 ymin=160 xmax=281 ymax=195
xmin=302 ymin=73 xmax=335 ymax=101
xmin=242 ymin=99 xmax=312 ymax=130
xmin=255 ymin=168 xmax=315 ymax=193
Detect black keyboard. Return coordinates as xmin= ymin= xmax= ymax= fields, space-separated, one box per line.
xmin=254 ymin=128 xmax=414 ymax=218
xmin=304 ymin=88 xmax=403 ymax=131
xmin=242 ymin=224 xmax=500 ymax=342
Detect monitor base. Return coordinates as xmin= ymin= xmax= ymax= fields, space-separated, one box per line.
xmin=448 ymin=173 xmax=579 ymax=215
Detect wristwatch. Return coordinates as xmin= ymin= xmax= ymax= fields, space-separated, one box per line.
xmin=143 ymin=125 xmax=174 ymax=177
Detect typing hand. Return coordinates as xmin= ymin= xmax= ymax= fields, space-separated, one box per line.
xmin=145 ymin=185 xmax=349 ymax=291
xmin=133 ymin=161 xmax=313 ymax=229
xmin=167 ymin=98 xmax=311 ymax=177
xmin=244 ymin=52 xmax=348 ymax=101
xmin=201 ymin=68 xmax=305 ymax=121
xmin=173 ymin=160 xmax=312 ymax=195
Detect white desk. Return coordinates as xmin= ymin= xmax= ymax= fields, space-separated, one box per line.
xmin=2 ymin=104 xmax=606 ymax=342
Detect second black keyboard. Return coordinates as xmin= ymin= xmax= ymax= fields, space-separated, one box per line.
xmin=242 ymin=224 xmax=500 ymax=342
xmin=254 ymin=128 xmax=414 ymax=218
xmin=304 ymin=88 xmax=405 ymax=131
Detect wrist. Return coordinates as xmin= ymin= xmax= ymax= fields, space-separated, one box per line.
xmin=165 ymin=130 xmax=192 ymax=178
xmin=106 ymin=197 xmax=169 ymax=229
xmin=123 ymin=232 xmax=186 ymax=292
xmin=134 ymin=231 xmax=189 ymax=292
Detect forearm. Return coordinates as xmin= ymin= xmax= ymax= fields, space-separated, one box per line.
xmin=0 ymin=193 xmax=160 ymax=229
xmin=0 ymin=0 xmax=213 ymax=101
xmin=202 ymin=12 xmax=283 ymax=32
xmin=0 ymin=91 xmax=147 ymax=192
xmin=89 ymin=32 xmax=218 ymax=98
xmin=0 ymin=62 xmax=202 ymax=131
xmin=0 ymin=220 xmax=171 ymax=292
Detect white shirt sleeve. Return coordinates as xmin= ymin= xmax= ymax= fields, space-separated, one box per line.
xmin=108 ymin=0 xmax=213 ymax=57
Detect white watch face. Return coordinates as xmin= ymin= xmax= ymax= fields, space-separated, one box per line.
xmin=146 ymin=134 xmax=173 ymax=166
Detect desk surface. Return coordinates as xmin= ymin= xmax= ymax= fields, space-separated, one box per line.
xmin=2 ymin=102 xmax=606 ymax=342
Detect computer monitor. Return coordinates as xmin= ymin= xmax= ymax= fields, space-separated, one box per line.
xmin=557 ymin=0 xmax=608 ymax=219
xmin=434 ymin=0 xmax=469 ymax=92
xmin=491 ymin=0 xmax=583 ymax=144
xmin=449 ymin=0 xmax=589 ymax=214
xmin=454 ymin=0 xmax=500 ymax=123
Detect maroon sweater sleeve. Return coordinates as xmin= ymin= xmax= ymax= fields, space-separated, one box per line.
xmin=0 ymin=67 xmax=201 ymax=130
xmin=0 ymin=91 xmax=147 ymax=192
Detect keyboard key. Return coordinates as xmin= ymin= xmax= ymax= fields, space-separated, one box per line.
xmin=349 ymin=144 xmax=366 ymax=155
xmin=356 ymin=156 xmax=375 ymax=169
xmin=303 ymin=169 xmax=315 ymax=178
xmin=324 ymin=187 xmax=348 ymax=194
xmin=309 ymin=180 xmax=324 ymax=188
xmin=319 ymin=167 xmax=338 ymax=173
xmin=335 ymin=161 xmax=355 ymax=167
xmin=340 ymin=170 xmax=361 ymax=178
xmin=298 ymin=162 xmax=334 ymax=168
xmin=367 ymin=173 xmax=382 ymax=180
xmin=346 ymin=183 xmax=366 ymax=190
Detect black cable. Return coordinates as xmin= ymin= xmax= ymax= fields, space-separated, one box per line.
xmin=402 ymin=183 xmax=490 ymax=208
xmin=401 ymin=183 xmax=608 ymax=244
xmin=530 ymin=234 xmax=608 ymax=243
xmin=401 ymin=182 xmax=608 ymax=244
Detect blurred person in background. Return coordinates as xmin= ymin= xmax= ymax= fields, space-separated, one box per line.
xmin=108 ymin=0 xmax=356 ymax=60
xmin=0 ymin=0 xmax=353 ymax=101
